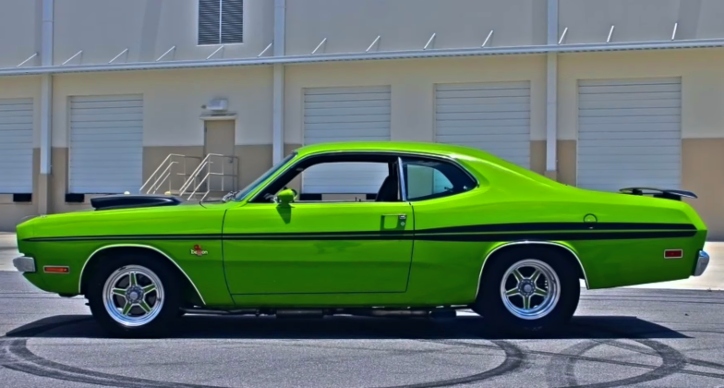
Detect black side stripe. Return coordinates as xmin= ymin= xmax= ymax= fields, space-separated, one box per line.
xmin=20 ymin=222 xmax=698 ymax=242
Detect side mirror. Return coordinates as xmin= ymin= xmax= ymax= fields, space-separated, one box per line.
xmin=276 ymin=188 xmax=297 ymax=205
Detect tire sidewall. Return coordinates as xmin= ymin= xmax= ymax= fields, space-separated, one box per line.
xmin=475 ymin=246 xmax=580 ymax=334
xmin=86 ymin=253 xmax=182 ymax=338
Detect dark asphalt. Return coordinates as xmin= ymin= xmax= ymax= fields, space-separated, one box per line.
xmin=1 ymin=271 xmax=724 ymax=388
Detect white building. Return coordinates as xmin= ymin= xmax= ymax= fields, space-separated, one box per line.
xmin=2 ymin=0 xmax=724 ymax=237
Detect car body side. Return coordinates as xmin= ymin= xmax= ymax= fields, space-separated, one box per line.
xmin=14 ymin=142 xmax=708 ymax=310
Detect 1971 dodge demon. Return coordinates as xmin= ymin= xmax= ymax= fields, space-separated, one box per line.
xmin=13 ymin=141 xmax=710 ymax=337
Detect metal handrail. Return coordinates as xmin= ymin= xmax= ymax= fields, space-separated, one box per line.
xmin=140 ymin=153 xmax=203 ymax=195
xmin=177 ymin=153 xmax=215 ymax=194
xmin=178 ymin=153 xmax=238 ymax=200
xmin=140 ymin=153 xmax=184 ymax=193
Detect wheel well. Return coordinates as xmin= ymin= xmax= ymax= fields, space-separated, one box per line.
xmin=80 ymin=246 xmax=204 ymax=306
xmin=482 ymin=243 xmax=587 ymax=283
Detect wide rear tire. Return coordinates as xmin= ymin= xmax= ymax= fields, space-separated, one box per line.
xmin=471 ymin=246 xmax=580 ymax=335
xmin=86 ymin=252 xmax=183 ymax=338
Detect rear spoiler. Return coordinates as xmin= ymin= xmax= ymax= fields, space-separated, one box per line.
xmin=619 ymin=187 xmax=697 ymax=201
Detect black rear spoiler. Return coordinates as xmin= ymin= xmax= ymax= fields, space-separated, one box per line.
xmin=619 ymin=187 xmax=697 ymax=201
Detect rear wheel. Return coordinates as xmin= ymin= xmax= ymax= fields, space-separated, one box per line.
xmin=86 ymin=253 xmax=183 ymax=337
xmin=472 ymin=246 xmax=580 ymax=335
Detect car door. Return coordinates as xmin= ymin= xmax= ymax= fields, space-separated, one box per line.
xmin=221 ymin=199 xmax=414 ymax=295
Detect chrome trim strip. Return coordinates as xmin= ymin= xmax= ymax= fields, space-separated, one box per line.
xmin=13 ymin=256 xmax=36 ymax=273
xmin=397 ymin=156 xmax=407 ymax=202
xmin=693 ymin=249 xmax=710 ymax=277
xmin=475 ymin=240 xmax=590 ymax=299
xmin=78 ymin=244 xmax=206 ymax=305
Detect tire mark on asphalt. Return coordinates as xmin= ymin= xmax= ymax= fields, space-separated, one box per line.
xmin=0 ymin=338 xmax=224 ymax=388
xmin=376 ymin=340 xmax=525 ymax=388
xmin=0 ymin=316 xmax=530 ymax=388
xmin=545 ymin=338 xmax=688 ymax=388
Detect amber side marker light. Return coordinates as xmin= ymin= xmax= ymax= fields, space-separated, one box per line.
xmin=664 ymin=249 xmax=684 ymax=260
xmin=43 ymin=266 xmax=70 ymax=274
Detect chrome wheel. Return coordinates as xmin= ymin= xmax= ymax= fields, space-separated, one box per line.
xmin=102 ymin=264 xmax=164 ymax=327
xmin=500 ymin=259 xmax=560 ymax=320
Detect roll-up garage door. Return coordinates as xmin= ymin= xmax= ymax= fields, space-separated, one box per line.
xmin=68 ymin=94 xmax=144 ymax=194
xmin=0 ymin=98 xmax=33 ymax=194
xmin=302 ymin=86 xmax=391 ymax=194
xmin=577 ymin=77 xmax=681 ymax=191
xmin=435 ymin=81 xmax=531 ymax=168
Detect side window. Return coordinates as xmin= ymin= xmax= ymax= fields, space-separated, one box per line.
xmin=402 ymin=157 xmax=475 ymax=201
xmin=299 ymin=161 xmax=390 ymax=201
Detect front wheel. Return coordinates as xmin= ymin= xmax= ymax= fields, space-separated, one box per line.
xmin=86 ymin=254 xmax=183 ymax=338
xmin=471 ymin=247 xmax=580 ymax=335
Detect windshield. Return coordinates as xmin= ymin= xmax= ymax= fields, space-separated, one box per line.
xmin=233 ymin=151 xmax=297 ymax=201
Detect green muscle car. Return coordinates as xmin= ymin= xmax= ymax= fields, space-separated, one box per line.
xmin=12 ymin=141 xmax=710 ymax=337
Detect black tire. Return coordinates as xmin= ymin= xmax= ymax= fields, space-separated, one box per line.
xmin=86 ymin=251 xmax=183 ymax=338
xmin=471 ymin=246 xmax=580 ymax=336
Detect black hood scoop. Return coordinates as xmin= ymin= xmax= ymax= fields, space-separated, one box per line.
xmin=90 ymin=194 xmax=183 ymax=211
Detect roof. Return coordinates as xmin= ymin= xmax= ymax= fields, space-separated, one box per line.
xmin=295 ymin=141 xmax=495 ymax=161
xmin=294 ymin=140 xmax=564 ymax=188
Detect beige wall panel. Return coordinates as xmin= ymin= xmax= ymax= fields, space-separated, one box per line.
xmin=0 ymin=148 xmax=40 ymax=232
xmin=558 ymin=50 xmax=724 ymax=140
xmin=285 ymin=56 xmax=547 ymax=144
xmin=682 ymin=139 xmax=724 ymax=240
xmin=530 ymin=141 xmax=546 ymax=175
xmin=285 ymin=0 xmax=545 ymax=55
xmin=53 ymin=0 xmax=273 ymax=65
xmin=234 ymin=145 xmax=272 ymax=188
xmin=559 ymin=0 xmax=724 ymax=44
xmin=52 ymin=67 xmax=273 ymax=148
xmin=0 ymin=0 xmax=38 ymax=68
xmin=556 ymin=140 xmax=577 ymax=186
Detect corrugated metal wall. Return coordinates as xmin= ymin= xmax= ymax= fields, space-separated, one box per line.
xmin=68 ymin=94 xmax=144 ymax=194
xmin=577 ymin=77 xmax=682 ymax=191
xmin=434 ymin=81 xmax=532 ymax=168
xmin=0 ymin=98 xmax=33 ymax=194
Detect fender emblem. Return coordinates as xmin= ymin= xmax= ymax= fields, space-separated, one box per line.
xmin=191 ymin=244 xmax=209 ymax=257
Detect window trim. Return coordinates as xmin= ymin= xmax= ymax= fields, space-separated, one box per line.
xmin=245 ymin=150 xmax=478 ymax=204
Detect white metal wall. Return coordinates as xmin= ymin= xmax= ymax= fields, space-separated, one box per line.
xmin=302 ymin=86 xmax=391 ymax=194
xmin=434 ymin=81 xmax=531 ymax=168
xmin=68 ymin=94 xmax=144 ymax=194
xmin=0 ymin=98 xmax=33 ymax=194
xmin=577 ymin=77 xmax=682 ymax=191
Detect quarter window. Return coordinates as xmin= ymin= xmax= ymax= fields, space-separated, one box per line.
xmin=198 ymin=0 xmax=244 ymax=45
xmin=402 ymin=157 xmax=476 ymax=201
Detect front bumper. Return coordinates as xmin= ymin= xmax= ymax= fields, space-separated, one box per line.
xmin=693 ymin=250 xmax=709 ymax=277
xmin=12 ymin=256 xmax=36 ymax=273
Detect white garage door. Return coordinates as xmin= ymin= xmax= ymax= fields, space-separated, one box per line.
xmin=577 ymin=77 xmax=681 ymax=192
xmin=302 ymin=86 xmax=391 ymax=194
xmin=0 ymin=98 xmax=33 ymax=194
xmin=435 ymin=81 xmax=531 ymax=168
xmin=68 ymin=94 xmax=144 ymax=194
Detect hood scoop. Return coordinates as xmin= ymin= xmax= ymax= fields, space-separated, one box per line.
xmin=90 ymin=194 xmax=183 ymax=211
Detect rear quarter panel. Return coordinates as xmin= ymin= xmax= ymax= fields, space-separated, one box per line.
xmin=406 ymin=156 xmax=707 ymax=303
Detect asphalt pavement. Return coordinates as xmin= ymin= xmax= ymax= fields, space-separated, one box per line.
xmin=2 ymin=233 xmax=724 ymax=387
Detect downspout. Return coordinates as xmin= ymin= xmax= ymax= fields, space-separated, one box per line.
xmin=545 ymin=0 xmax=558 ymax=179
xmin=272 ymin=0 xmax=286 ymax=163
xmin=39 ymin=0 xmax=53 ymax=214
